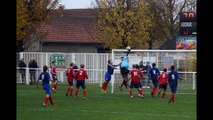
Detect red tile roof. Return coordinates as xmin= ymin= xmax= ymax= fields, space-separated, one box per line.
xmin=40 ymin=9 xmax=100 ymax=43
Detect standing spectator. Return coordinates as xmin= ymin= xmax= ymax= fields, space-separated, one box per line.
xmin=29 ymin=58 xmax=38 ymax=85
xmin=18 ymin=58 xmax=26 ymax=83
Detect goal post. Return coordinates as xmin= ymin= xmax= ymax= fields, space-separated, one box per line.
xmin=111 ymin=49 xmax=196 ymax=94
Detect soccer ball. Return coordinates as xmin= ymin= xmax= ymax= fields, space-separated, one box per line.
xmin=126 ymin=46 xmax=131 ymax=51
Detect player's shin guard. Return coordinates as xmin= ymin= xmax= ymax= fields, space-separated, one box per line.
xmin=152 ymin=88 xmax=155 ymax=95
xmin=162 ymin=92 xmax=166 ymax=99
xmin=154 ymin=87 xmax=157 ymax=94
xmin=102 ymin=82 xmax=107 ymax=90
xmin=70 ymin=87 xmax=73 ymax=96
xmin=172 ymin=93 xmax=175 ymax=102
xmin=66 ymin=86 xmax=70 ymax=94
xmin=139 ymin=89 xmax=143 ymax=96
xmin=43 ymin=96 xmax=49 ymax=105
xmin=129 ymin=89 xmax=133 ymax=96
xmin=83 ymin=89 xmax=86 ymax=97
xmin=54 ymin=83 xmax=57 ymax=90
xmin=169 ymin=93 xmax=175 ymax=102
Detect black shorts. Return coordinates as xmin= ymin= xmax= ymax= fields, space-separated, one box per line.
xmin=68 ymin=81 xmax=73 ymax=86
xmin=76 ymin=80 xmax=86 ymax=89
xmin=159 ymin=84 xmax=167 ymax=91
xmin=121 ymin=67 xmax=129 ymax=77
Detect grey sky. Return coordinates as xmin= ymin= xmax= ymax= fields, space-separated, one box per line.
xmin=60 ymin=0 xmax=95 ymax=9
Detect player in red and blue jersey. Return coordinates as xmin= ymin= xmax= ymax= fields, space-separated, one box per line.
xmin=36 ymin=65 xmax=54 ymax=106
xmin=75 ymin=64 xmax=88 ymax=100
xmin=65 ymin=62 xmax=75 ymax=96
xmin=51 ymin=61 xmax=58 ymax=92
xmin=157 ymin=68 xmax=168 ymax=99
xmin=168 ymin=65 xmax=179 ymax=103
xmin=149 ymin=63 xmax=160 ymax=97
xmin=128 ymin=64 xmax=144 ymax=99
xmin=101 ymin=59 xmax=119 ymax=93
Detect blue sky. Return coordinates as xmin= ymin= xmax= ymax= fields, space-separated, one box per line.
xmin=60 ymin=0 xmax=95 ymax=9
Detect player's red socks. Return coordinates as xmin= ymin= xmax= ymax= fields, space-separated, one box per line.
xmin=70 ymin=87 xmax=73 ymax=96
xmin=169 ymin=93 xmax=175 ymax=103
xmin=102 ymin=82 xmax=107 ymax=90
xmin=75 ymin=89 xmax=78 ymax=98
xmin=54 ymin=83 xmax=57 ymax=90
xmin=66 ymin=86 xmax=70 ymax=94
xmin=162 ymin=92 xmax=166 ymax=99
xmin=43 ymin=96 xmax=49 ymax=106
xmin=129 ymin=89 xmax=133 ymax=96
xmin=154 ymin=87 xmax=157 ymax=94
xmin=52 ymin=83 xmax=57 ymax=92
xmin=139 ymin=89 xmax=143 ymax=96
xmin=83 ymin=89 xmax=87 ymax=97
xmin=152 ymin=87 xmax=157 ymax=95
xmin=172 ymin=93 xmax=175 ymax=102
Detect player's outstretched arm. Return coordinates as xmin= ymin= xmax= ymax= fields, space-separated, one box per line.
xmin=126 ymin=49 xmax=131 ymax=56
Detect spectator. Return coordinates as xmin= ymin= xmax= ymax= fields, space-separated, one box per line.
xmin=29 ymin=58 xmax=38 ymax=85
xmin=18 ymin=58 xmax=26 ymax=83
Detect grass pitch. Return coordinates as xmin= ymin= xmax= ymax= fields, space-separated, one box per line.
xmin=17 ymin=84 xmax=196 ymax=120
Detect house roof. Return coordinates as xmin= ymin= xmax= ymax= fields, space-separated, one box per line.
xmin=40 ymin=9 xmax=100 ymax=43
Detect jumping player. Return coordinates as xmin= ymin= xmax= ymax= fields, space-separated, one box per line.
xmin=50 ymin=60 xmax=58 ymax=92
xmin=157 ymin=68 xmax=168 ymax=99
xmin=36 ymin=65 xmax=54 ymax=106
xmin=149 ymin=63 xmax=160 ymax=97
xmin=168 ymin=66 xmax=179 ymax=103
xmin=101 ymin=59 xmax=119 ymax=93
xmin=65 ymin=62 xmax=75 ymax=96
xmin=119 ymin=48 xmax=131 ymax=91
xmin=128 ymin=64 xmax=144 ymax=99
xmin=75 ymin=64 xmax=88 ymax=100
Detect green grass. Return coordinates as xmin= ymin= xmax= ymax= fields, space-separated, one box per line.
xmin=17 ymin=84 xmax=196 ymax=120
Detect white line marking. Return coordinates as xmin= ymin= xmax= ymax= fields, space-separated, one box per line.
xmin=28 ymin=108 xmax=192 ymax=118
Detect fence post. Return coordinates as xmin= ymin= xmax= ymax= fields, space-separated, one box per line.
xmin=46 ymin=53 xmax=48 ymax=66
xmin=193 ymin=72 xmax=196 ymax=90
xmin=25 ymin=67 xmax=29 ymax=85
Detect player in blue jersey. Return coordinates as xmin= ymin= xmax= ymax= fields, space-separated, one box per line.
xmin=149 ymin=63 xmax=160 ymax=97
xmin=168 ymin=65 xmax=179 ymax=103
xmin=101 ymin=59 xmax=119 ymax=93
xmin=36 ymin=65 xmax=54 ymax=106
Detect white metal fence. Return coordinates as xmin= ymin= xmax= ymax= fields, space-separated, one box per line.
xmin=111 ymin=49 xmax=196 ymax=93
xmin=16 ymin=51 xmax=196 ymax=91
